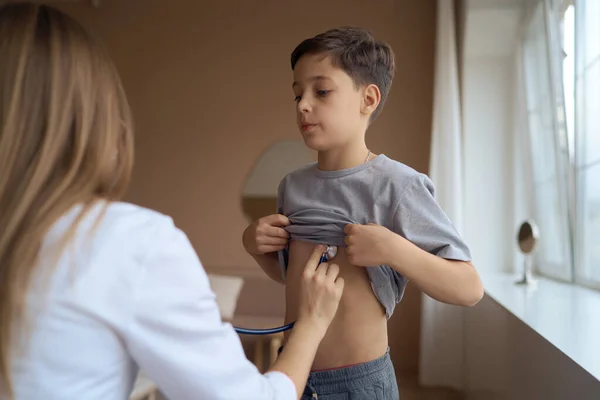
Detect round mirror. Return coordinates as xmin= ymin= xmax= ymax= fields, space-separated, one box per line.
xmin=517 ymin=220 xmax=539 ymax=254
xmin=515 ymin=219 xmax=539 ymax=286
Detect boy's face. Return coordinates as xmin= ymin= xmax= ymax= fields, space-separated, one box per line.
xmin=292 ymin=54 xmax=372 ymax=151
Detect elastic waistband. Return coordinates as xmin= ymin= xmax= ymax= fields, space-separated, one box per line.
xmin=304 ymin=349 xmax=395 ymax=395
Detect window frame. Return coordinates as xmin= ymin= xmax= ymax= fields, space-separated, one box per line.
xmin=572 ymin=0 xmax=600 ymax=290
xmin=521 ymin=0 xmax=574 ymax=283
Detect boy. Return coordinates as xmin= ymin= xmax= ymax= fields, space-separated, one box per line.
xmin=242 ymin=27 xmax=483 ymax=399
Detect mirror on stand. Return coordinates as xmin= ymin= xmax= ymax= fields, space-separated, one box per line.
xmin=515 ymin=220 xmax=540 ymax=285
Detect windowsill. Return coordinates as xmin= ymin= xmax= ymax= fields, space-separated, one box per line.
xmin=481 ymin=271 xmax=600 ymax=382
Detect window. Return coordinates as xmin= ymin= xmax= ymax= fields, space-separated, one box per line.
xmin=522 ymin=0 xmax=573 ymax=281
xmin=574 ymin=0 xmax=600 ymax=287
xmin=523 ymin=0 xmax=600 ymax=289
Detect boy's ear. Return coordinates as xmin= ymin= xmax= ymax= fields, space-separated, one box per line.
xmin=361 ymin=84 xmax=381 ymax=118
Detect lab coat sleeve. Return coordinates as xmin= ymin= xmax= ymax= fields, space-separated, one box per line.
xmin=124 ymin=216 xmax=296 ymax=400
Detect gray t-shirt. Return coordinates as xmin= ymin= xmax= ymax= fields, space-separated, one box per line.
xmin=276 ymin=154 xmax=472 ymax=319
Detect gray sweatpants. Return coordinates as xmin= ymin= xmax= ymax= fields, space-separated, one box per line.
xmin=300 ymin=349 xmax=399 ymax=399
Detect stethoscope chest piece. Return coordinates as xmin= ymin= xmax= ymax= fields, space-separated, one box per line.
xmin=321 ymin=245 xmax=338 ymax=263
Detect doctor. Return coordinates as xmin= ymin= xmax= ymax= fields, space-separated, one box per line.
xmin=0 ymin=3 xmax=344 ymax=400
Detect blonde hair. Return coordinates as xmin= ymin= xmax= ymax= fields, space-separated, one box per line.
xmin=0 ymin=2 xmax=134 ymax=396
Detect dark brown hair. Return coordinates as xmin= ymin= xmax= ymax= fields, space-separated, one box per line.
xmin=291 ymin=26 xmax=395 ymax=121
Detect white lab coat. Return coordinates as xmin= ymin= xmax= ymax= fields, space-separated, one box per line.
xmin=10 ymin=201 xmax=295 ymax=400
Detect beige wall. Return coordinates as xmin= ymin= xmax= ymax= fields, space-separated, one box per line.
xmin=57 ymin=0 xmax=436 ymax=270
xmin=56 ymin=0 xmax=437 ymax=376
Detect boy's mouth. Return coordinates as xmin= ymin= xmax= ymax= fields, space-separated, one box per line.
xmin=301 ymin=123 xmax=317 ymax=132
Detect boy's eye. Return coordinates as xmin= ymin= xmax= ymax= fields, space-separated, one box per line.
xmin=293 ymin=90 xmax=330 ymax=102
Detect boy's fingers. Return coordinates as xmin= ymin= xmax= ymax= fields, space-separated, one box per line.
xmin=344 ymin=236 xmax=351 ymax=246
xmin=344 ymin=224 xmax=360 ymax=235
xmin=265 ymin=226 xmax=289 ymax=239
xmin=260 ymin=244 xmax=287 ymax=253
xmin=267 ymin=214 xmax=290 ymax=227
xmin=261 ymin=237 xmax=288 ymax=246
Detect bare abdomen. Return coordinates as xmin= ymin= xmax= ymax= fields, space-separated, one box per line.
xmin=283 ymin=240 xmax=389 ymax=370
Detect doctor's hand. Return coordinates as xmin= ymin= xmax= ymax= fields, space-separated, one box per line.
xmin=242 ymin=213 xmax=290 ymax=256
xmin=297 ymin=245 xmax=345 ymax=335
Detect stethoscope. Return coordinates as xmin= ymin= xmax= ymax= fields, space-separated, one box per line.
xmin=233 ymin=245 xmax=338 ymax=336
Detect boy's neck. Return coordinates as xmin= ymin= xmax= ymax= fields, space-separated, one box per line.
xmin=317 ymin=142 xmax=373 ymax=171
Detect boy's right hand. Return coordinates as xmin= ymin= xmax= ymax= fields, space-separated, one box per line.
xmin=242 ymin=213 xmax=290 ymax=256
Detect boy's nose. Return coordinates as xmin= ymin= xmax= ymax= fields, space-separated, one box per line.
xmin=297 ymin=97 xmax=312 ymax=113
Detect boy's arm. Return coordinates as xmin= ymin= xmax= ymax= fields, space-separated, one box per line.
xmin=241 ymin=213 xmax=288 ymax=285
xmin=386 ymin=235 xmax=482 ymax=306
xmin=345 ymin=173 xmax=483 ymax=307
xmin=388 ymin=174 xmax=483 ymax=306
xmin=243 ymin=178 xmax=288 ymax=285
xmin=251 ymin=252 xmax=285 ymax=284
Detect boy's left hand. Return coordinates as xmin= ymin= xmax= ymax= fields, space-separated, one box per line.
xmin=344 ymin=223 xmax=402 ymax=267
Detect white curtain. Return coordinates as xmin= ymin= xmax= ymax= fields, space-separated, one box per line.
xmin=419 ymin=0 xmax=466 ymax=390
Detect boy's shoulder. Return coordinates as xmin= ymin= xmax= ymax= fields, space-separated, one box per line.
xmin=370 ymin=155 xmax=431 ymax=193
xmin=374 ymin=155 xmax=420 ymax=178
